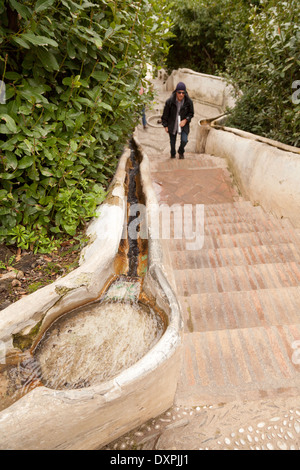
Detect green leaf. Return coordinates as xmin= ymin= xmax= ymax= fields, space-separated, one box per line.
xmin=11 ymin=36 xmax=30 ymax=49
xmin=50 ymin=226 xmax=61 ymax=234
xmin=5 ymin=86 xmax=16 ymax=100
xmin=67 ymin=40 xmax=76 ymax=59
xmin=70 ymin=140 xmax=78 ymax=152
xmin=63 ymin=223 xmax=77 ymax=236
xmin=62 ymin=77 xmax=73 ymax=86
xmin=116 ymin=60 xmax=126 ymax=69
xmin=19 ymin=105 xmax=33 ymax=115
xmin=35 ymin=0 xmax=55 ymax=12
xmin=37 ymin=49 xmax=59 ymax=71
xmin=0 ymin=208 xmax=11 ymax=216
xmin=9 ymin=0 xmax=31 ymax=19
xmin=0 ymin=169 xmax=22 ymax=180
xmin=1 ymin=136 xmax=18 ymax=151
xmin=40 ymin=168 xmax=53 ymax=177
xmin=19 ymin=89 xmax=44 ymax=103
xmin=4 ymin=152 xmax=18 ymax=170
xmin=119 ymin=99 xmax=131 ymax=108
xmin=44 ymin=149 xmax=54 ymax=160
xmin=101 ymin=131 xmax=110 ymax=140
xmin=76 ymin=97 xmax=94 ymax=107
xmin=18 ymin=155 xmax=34 ymax=169
xmin=5 ymin=72 xmax=22 ymax=81
xmin=98 ymin=102 xmax=113 ymax=111
xmin=21 ymin=33 xmax=58 ymax=48
xmin=0 ymin=114 xmax=17 ymax=133
xmin=91 ymin=71 xmax=108 ymax=82
xmin=93 ymin=38 xmax=103 ymax=49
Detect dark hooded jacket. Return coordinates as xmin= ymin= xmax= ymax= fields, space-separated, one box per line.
xmin=161 ymin=91 xmax=194 ymax=134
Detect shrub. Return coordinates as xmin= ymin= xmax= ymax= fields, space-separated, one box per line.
xmin=165 ymin=0 xmax=251 ymax=75
xmin=225 ymin=0 xmax=300 ymax=147
xmin=0 ymin=0 xmax=172 ymax=252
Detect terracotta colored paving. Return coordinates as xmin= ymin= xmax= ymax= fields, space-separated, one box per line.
xmin=150 ymin=152 xmax=300 ymax=408
xmin=151 ymin=154 xmax=237 ymax=205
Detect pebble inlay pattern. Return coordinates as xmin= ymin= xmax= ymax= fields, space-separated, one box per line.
xmin=102 ymin=403 xmax=300 ymax=451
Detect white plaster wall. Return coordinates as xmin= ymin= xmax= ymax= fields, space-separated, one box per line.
xmin=205 ymin=128 xmax=300 ymax=227
xmin=165 ymin=68 xmax=235 ymax=110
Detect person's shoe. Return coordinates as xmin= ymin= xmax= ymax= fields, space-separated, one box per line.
xmin=170 ymin=155 xmax=176 ymax=159
xmin=179 ymin=153 xmax=184 ymax=159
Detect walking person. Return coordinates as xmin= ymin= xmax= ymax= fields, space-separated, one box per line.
xmin=139 ymin=85 xmax=147 ymax=129
xmin=161 ymin=82 xmax=194 ymax=159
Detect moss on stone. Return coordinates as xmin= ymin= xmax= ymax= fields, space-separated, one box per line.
xmin=55 ymin=286 xmax=73 ymax=296
xmin=12 ymin=319 xmax=44 ymax=351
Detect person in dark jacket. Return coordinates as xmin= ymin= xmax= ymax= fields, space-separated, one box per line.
xmin=161 ymin=82 xmax=194 ymax=159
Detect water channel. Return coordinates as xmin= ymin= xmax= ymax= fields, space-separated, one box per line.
xmin=0 ymin=141 xmax=167 ymax=412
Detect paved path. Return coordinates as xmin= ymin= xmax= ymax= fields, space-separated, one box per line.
xmin=102 ymin=80 xmax=300 ymax=451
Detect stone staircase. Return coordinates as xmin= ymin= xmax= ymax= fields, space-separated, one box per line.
xmin=167 ymin=199 xmax=300 ymax=406
xmin=103 ymin=144 xmax=300 ymax=450
xmin=148 ymin=152 xmax=300 ymax=407
xmin=103 ymin=83 xmax=300 ymax=449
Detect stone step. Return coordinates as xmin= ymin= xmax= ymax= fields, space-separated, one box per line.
xmin=204 ymin=201 xmax=261 ymax=214
xmin=178 ymin=286 xmax=300 ymax=333
xmin=176 ymin=323 xmax=300 ymax=406
xmin=173 ymin=262 xmax=300 ymax=296
xmin=171 ymin=201 xmax=294 ymax=229
xmin=170 ymin=206 xmax=294 ymax=233
xmin=170 ymin=243 xmax=300 ymax=270
xmin=162 ymin=200 xmax=253 ymax=213
xmin=150 ymin=154 xmax=223 ymax=171
xmin=188 ymin=201 xmax=261 ymax=216
xmin=168 ymin=218 xmax=295 ymax=237
xmin=204 ymin=213 xmax=293 ymax=230
xmin=204 ymin=221 xmax=295 ymax=237
xmin=204 ymin=201 xmax=254 ymax=211
xmin=168 ymin=229 xmax=300 ymax=251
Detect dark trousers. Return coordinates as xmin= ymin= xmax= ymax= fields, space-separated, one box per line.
xmin=169 ymin=130 xmax=188 ymax=157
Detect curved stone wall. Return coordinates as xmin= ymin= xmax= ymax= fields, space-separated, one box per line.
xmin=0 ymin=142 xmax=183 ymax=450
xmin=203 ymin=126 xmax=300 ymax=228
xmin=165 ymin=68 xmax=236 ymax=111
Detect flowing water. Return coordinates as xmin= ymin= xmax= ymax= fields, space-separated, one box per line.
xmin=0 ymin=352 xmax=43 ymax=412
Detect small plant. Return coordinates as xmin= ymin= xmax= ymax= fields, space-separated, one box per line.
xmin=8 ymin=226 xmax=38 ymax=251
xmin=27 ymin=281 xmax=45 ymax=294
xmin=0 ymin=254 xmax=16 ymax=270
xmin=0 ymin=261 xmax=6 ymax=270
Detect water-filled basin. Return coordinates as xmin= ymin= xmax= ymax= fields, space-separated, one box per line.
xmin=35 ymin=297 xmax=165 ymax=390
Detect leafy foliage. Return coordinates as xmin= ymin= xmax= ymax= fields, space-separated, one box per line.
xmin=224 ymin=0 xmax=300 ymax=147
xmin=166 ymin=0 xmax=300 ymax=147
xmin=0 ymin=0 xmax=172 ymax=252
xmin=165 ymin=0 xmax=251 ymax=75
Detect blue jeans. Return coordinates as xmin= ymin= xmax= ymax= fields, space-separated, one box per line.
xmin=142 ymin=107 xmax=147 ymax=127
xmin=169 ymin=130 xmax=188 ymax=157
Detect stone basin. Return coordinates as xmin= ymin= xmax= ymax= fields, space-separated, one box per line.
xmin=0 ymin=138 xmax=183 ymax=450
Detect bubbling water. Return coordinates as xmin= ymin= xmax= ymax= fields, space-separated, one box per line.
xmin=34 ymin=300 xmax=165 ymax=390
